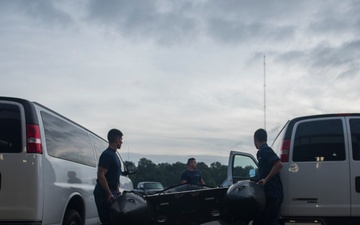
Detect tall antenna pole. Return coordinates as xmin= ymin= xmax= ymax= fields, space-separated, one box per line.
xmin=264 ymin=55 xmax=266 ymax=130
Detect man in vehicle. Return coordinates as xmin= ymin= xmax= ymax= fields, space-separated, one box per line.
xmin=93 ymin=129 xmax=123 ymax=225
xmin=253 ymin=128 xmax=283 ymax=225
xmin=180 ymin=157 xmax=206 ymax=186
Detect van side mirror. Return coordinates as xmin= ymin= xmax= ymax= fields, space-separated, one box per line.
xmin=249 ymin=169 xmax=256 ymax=178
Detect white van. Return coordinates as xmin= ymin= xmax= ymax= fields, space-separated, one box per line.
xmin=226 ymin=114 xmax=360 ymax=225
xmin=0 ymin=96 xmax=135 ymax=225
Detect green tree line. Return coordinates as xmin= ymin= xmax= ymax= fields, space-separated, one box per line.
xmin=126 ymin=158 xmax=228 ymax=188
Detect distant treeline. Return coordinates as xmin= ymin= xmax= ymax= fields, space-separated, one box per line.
xmin=126 ymin=158 xmax=228 ymax=188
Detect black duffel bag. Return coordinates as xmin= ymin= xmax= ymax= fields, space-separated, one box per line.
xmin=110 ymin=191 xmax=154 ymax=225
xmin=224 ymin=180 xmax=266 ymax=221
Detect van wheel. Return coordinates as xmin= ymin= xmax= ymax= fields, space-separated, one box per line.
xmin=63 ymin=209 xmax=82 ymax=225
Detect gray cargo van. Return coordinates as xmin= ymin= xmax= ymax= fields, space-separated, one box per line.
xmin=0 ymin=96 xmax=135 ymax=225
xmin=226 ymin=114 xmax=360 ymax=225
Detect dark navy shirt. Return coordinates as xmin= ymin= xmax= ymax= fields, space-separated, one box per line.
xmin=180 ymin=169 xmax=202 ymax=185
xmin=97 ymin=147 xmax=121 ymax=190
xmin=256 ymin=143 xmax=283 ymax=199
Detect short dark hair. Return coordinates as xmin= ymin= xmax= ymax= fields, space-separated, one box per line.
xmin=187 ymin=158 xmax=196 ymax=165
xmin=107 ymin=129 xmax=123 ymax=143
xmin=254 ymin=128 xmax=267 ymax=142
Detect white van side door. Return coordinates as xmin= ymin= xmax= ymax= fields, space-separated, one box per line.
xmin=287 ymin=117 xmax=350 ymax=216
xmin=347 ymin=117 xmax=360 ymax=216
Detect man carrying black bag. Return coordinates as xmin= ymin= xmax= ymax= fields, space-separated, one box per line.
xmin=94 ymin=129 xmax=123 ymax=225
xmin=253 ymin=128 xmax=283 ymax=225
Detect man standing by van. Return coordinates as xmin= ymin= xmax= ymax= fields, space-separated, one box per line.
xmin=253 ymin=128 xmax=283 ymax=225
xmin=94 ymin=129 xmax=123 ymax=225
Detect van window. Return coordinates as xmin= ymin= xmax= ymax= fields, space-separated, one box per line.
xmin=41 ymin=112 xmax=96 ymax=167
xmin=293 ymin=119 xmax=345 ymax=162
xmin=89 ymin=133 xmax=108 ymax=161
xmin=89 ymin=134 xmax=126 ymax=173
xmin=350 ymin=119 xmax=360 ymax=160
xmin=0 ymin=104 xmax=22 ymax=153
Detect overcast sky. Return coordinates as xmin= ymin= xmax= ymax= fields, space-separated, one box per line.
xmin=1 ymin=0 xmax=359 ymax=165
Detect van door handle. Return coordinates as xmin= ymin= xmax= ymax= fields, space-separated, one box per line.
xmin=356 ymin=177 xmax=360 ymax=193
xmin=292 ymin=198 xmax=318 ymax=203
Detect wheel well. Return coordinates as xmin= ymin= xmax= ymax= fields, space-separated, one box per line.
xmin=66 ymin=195 xmax=85 ymax=225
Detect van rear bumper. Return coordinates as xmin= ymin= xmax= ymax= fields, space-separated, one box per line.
xmin=281 ymin=217 xmax=360 ymax=225
xmin=281 ymin=217 xmax=324 ymax=225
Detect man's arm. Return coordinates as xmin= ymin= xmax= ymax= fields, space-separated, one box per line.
xmin=97 ymin=166 xmax=115 ymax=202
xmin=258 ymin=160 xmax=283 ymax=185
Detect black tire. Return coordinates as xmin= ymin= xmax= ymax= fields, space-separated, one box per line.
xmin=63 ymin=209 xmax=82 ymax=225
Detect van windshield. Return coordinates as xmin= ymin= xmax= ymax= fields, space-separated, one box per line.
xmin=0 ymin=104 xmax=22 ymax=153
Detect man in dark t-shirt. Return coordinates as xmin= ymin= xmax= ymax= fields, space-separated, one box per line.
xmin=93 ymin=129 xmax=123 ymax=225
xmin=253 ymin=128 xmax=283 ymax=225
xmin=180 ymin=158 xmax=205 ymax=186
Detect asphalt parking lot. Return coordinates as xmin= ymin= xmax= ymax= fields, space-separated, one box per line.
xmin=202 ymin=222 xmax=220 ymax=225
xmin=202 ymin=220 xmax=253 ymax=225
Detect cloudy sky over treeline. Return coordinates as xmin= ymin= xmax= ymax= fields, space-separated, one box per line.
xmin=1 ymin=0 xmax=359 ymax=165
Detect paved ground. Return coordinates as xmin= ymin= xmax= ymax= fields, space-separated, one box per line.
xmin=202 ymin=220 xmax=253 ymax=225
xmin=202 ymin=221 xmax=221 ymax=225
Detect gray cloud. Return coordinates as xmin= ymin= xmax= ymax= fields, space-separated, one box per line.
xmin=3 ymin=0 xmax=359 ymax=48
xmin=86 ymin=0 xmax=200 ymax=45
xmin=308 ymin=1 xmax=360 ymax=35
xmin=1 ymin=0 xmax=359 ymax=163
xmin=0 ymin=0 xmax=73 ymax=27
xmin=83 ymin=0 xmax=312 ymax=46
xmin=275 ymin=39 xmax=360 ymax=79
xmin=311 ymin=40 xmax=360 ymax=69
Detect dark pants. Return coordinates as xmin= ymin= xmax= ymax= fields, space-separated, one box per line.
xmin=253 ymin=198 xmax=283 ymax=225
xmin=94 ymin=185 xmax=118 ymax=225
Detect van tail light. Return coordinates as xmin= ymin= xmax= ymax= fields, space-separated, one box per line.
xmin=280 ymin=139 xmax=290 ymax=162
xmin=26 ymin=124 xmax=43 ymax=154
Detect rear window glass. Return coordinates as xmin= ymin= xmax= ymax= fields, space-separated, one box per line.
xmin=144 ymin=182 xmax=164 ymax=190
xmin=293 ymin=119 xmax=345 ymax=162
xmin=41 ymin=111 xmax=96 ymax=167
xmin=350 ymin=119 xmax=360 ymax=160
xmin=0 ymin=104 xmax=22 ymax=153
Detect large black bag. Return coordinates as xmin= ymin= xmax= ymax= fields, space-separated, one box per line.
xmin=110 ymin=192 xmax=154 ymax=225
xmin=224 ymin=180 xmax=266 ymax=221
xmin=145 ymin=185 xmax=228 ymax=225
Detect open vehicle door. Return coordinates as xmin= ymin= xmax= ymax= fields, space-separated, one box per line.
xmin=223 ymin=151 xmax=259 ymax=187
